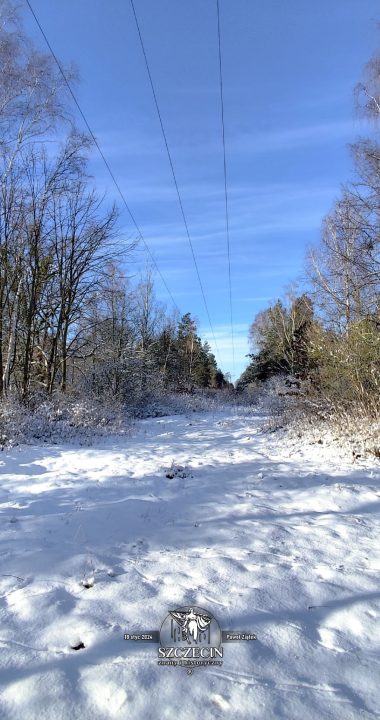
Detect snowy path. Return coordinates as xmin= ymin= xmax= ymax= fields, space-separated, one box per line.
xmin=0 ymin=409 xmax=379 ymax=719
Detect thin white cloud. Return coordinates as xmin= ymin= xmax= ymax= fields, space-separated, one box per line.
xmin=230 ymin=119 xmax=357 ymax=154
xmin=93 ymin=117 xmax=367 ymax=169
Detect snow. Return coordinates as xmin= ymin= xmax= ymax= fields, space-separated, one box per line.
xmin=0 ymin=408 xmax=379 ymax=719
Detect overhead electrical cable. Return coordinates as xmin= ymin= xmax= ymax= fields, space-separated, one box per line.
xmin=25 ymin=0 xmax=180 ymax=314
xmin=129 ymin=0 xmax=221 ymax=364
xmin=216 ymin=0 xmax=235 ymax=378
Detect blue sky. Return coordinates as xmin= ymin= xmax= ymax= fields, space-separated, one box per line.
xmin=23 ymin=0 xmax=379 ymax=380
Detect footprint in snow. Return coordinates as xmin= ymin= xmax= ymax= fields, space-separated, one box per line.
xmin=81 ymin=577 xmax=95 ymax=589
xmin=71 ymin=641 xmax=85 ymax=651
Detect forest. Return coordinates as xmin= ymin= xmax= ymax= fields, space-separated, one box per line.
xmin=1 ymin=0 xmax=380 ymax=439
xmin=237 ymin=49 xmax=380 ymax=426
xmin=0 ymin=0 xmax=228 ymax=418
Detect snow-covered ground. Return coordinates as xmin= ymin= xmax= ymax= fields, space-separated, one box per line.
xmin=0 ymin=408 xmax=379 ymax=719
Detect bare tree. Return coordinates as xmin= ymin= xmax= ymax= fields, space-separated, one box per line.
xmin=0 ymin=0 xmax=74 ymax=176
xmin=355 ymin=50 xmax=380 ymax=120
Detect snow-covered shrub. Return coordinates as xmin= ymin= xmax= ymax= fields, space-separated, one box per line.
xmin=0 ymin=392 xmax=129 ymax=447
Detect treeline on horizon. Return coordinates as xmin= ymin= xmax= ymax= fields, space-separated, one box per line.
xmin=237 ymin=44 xmax=380 ymax=419
xmin=0 ymin=1 xmax=230 ymax=407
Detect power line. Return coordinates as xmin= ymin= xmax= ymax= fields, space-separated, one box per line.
xmin=25 ymin=0 xmax=180 ymax=314
xmin=129 ymin=0 xmax=221 ymax=364
xmin=216 ymin=0 xmax=235 ymax=378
